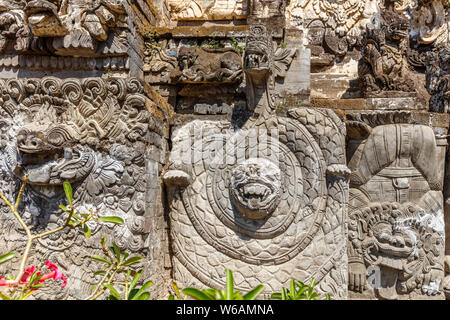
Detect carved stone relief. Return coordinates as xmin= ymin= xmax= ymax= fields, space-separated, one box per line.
xmin=170 ymin=46 xmax=243 ymax=84
xmin=286 ymin=0 xmax=378 ymax=64
xmin=0 ymin=0 xmax=128 ymax=57
xmin=426 ymin=45 xmax=450 ymax=113
xmin=168 ymin=0 xmax=248 ymax=20
xmin=358 ymin=9 xmax=416 ymax=97
xmin=164 ymin=25 xmax=350 ymax=299
xmin=346 ymin=112 xmax=446 ymax=299
xmin=0 ymin=77 xmax=166 ymax=299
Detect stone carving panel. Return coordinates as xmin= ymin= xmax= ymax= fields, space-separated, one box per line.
xmin=164 ymin=25 xmax=350 ymax=299
xmin=358 ymin=8 xmax=416 ymax=97
xmin=286 ymin=0 xmax=378 ymax=63
xmin=168 ymin=0 xmax=248 ymax=20
xmin=170 ymin=46 xmax=243 ymax=84
xmin=346 ymin=112 xmax=446 ymax=299
xmin=0 ymin=77 xmax=164 ymax=299
xmin=0 ymin=0 xmax=128 ymax=57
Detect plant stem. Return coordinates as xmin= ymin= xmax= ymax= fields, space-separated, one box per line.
xmin=89 ymin=263 xmax=122 ymax=300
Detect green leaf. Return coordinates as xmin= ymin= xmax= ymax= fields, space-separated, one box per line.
xmin=98 ymin=216 xmax=124 ymax=225
xmin=110 ymin=243 xmax=121 ymax=262
xmin=59 ymin=204 xmax=70 ymax=213
xmin=94 ymin=270 xmax=106 ymax=277
xmin=281 ymin=287 xmax=287 ymax=300
xmin=0 ymin=291 xmax=11 ymax=300
xmin=0 ymin=252 xmax=15 ymax=265
xmin=104 ymin=284 xmax=122 ymax=300
xmin=128 ymin=288 xmax=140 ymax=300
xmin=135 ymin=292 xmax=150 ymax=300
xmin=83 ymin=224 xmax=91 ymax=239
xmin=182 ymin=288 xmax=212 ymax=300
xmin=172 ymin=282 xmax=181 ymax=300
xmin=243 ymin=285 xmax=265 ymax=300
xmin=168 ymin=294 xmax=175 ymax=300
xmin=89 ymin=255 xmax=112 ymax=265
xmin=130 ymin=280 xmax=153 ymax=300
xmin=225 ymin=269 xmax=234 ymax=300
xmin=63 ymin=182 xmax=73 ymax=206
xmin=129 ymin=270 xmax=143 ymax=293
xmin=290 ymin=279 xmax=295 ymax=297
xmin=270 ymin=293 xmax=282 ymax=300
xmin=122 ymin=256 xmax=142 ymax=267
xmin=202 ymin=288 xmax=217 ymax=300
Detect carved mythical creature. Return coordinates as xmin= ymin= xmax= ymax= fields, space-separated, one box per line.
xmin=358 ymin=9 xmax=416 ymax=95
xmin=170 ymin=46 xmax=243 ymax=83
xmin=426 ymin=45 xmax=450 ymax=113
xmin=164 ymin=25 xmax=351 ymax=299
xmin=287 ymin=0 xmax=374 ymax=61
xmin=0 ymin=77 xmax=161 ymax=299
xmin=347 ymin=116 xmax=446 ymax=299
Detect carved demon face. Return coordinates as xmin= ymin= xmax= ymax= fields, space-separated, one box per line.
xmin=13 ymin=124 xmax=95 ymax=189
xmin=243 ymin=25 xmax=272 ymax=77
xmin=382 ymin=10 xmax=410 ymax=41
xmin=364 ymin=220 xmax=418 ymax=271
xmin=24 ymin=0 xmax=68 ymax=37
xmin=230 ymin=158 xmax=281 ymax=220
xmin=177 ymin=46 xmax=198 ymax=70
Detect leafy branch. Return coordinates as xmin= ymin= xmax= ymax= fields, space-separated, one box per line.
xmin=0 ymin=176 xmax=124 ymax=299
xmin=87 ymin=236 xmax=152 ymax=300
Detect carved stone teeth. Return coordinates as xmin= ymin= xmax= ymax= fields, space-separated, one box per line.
xmin=64 ymin=148 xmax=73 ymax=160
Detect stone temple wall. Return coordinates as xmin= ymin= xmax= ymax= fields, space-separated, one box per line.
xmin=0 ymin=0 xmax=448 ymax=300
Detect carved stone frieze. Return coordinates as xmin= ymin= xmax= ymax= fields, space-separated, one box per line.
xmin=170 ymin=46 xmax=243 ymax=84
xmin=287 ymin=0 xmax=378 ymax=63
xmin=0 ymin=0 xmax=128 ymax=57
xmin=168 ymin=0 xmax=248 ymax=20
xmin=0 ymin=76 xmax=167 ymax=299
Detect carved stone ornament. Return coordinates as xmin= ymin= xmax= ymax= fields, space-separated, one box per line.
xmin=0 ymin=77 xmax=162 ymax=299
xmin=286 ymin=0 xmax=377 ymax=60
xmin=168 ymin=0 xmax=248 ymax=20
xmin=358 ymin=9 xmax=416 ymax=96
xmin=170 ymin=46 xmax=243 ymax=84
xmin=346 ymin=113 xmax=446 ymax=299
xmin=164 ymin=25 xmax=351 ymax=299
xmin=0 ymin=0 xmax=128 ymax=56
xmin=426 ymin=44 xmax=450 ymax=113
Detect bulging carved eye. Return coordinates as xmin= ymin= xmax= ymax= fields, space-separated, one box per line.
xmin=46 ymin=126 xmax=73 ymax=147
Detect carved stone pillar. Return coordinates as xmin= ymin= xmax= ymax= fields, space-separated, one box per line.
xmin=346 ymin=111 xmax=447 ymax=300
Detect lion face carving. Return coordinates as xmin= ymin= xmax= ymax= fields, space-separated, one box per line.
xmin=230 ymin=158 xmax=281 ymax=220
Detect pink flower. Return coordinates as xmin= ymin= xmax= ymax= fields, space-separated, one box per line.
xmin=42 ymin=261 xmax=68 ymax=288
xmin=20 ymin=265 xmax=40 ymax=284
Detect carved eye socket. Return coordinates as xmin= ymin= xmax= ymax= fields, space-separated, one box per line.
xmin=46 ymin=126 xmax=73 ymax=147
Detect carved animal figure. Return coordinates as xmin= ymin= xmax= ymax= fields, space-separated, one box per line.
xmin=170 ymin=46 xmax=243 ymax=83
xmin=359 ymin=9 xmax=415 ymax=95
